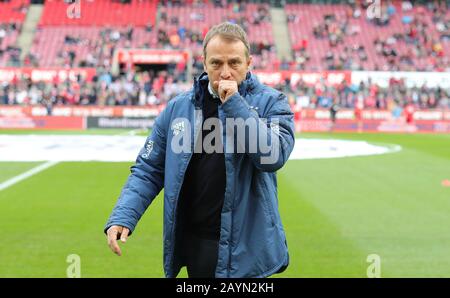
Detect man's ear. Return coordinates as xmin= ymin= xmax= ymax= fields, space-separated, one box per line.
xmin=247 ymin=55 xmax=253 ymax=70
xmin=202 ymin=56 xmax=207 ymax=72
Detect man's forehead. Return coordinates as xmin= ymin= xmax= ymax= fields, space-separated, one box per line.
xmin=205 ymin=35 xmax=248 ymax=56
xmin=208 ymin=34 xmax=245 ymax=47
xmin=207 ymin=55 xmax=243 ymax=61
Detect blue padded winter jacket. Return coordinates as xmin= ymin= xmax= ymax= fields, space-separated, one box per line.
xmin=105 ymin=72 xmax=295 ymax=277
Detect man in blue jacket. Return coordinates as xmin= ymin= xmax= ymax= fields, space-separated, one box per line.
xmin=105 ymin=22 xmax=295 ymax=278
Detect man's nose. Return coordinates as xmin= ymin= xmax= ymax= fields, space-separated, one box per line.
xmin=220 ymin=65 xmax=231 ymax=79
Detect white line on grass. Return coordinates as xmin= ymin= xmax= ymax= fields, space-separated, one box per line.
xmin=118 ymin=128 xmax=149 ymax=136
xmin=0 ymin=161 xmax=58 ymax=192
xmin=0 ymin=129 xmax=143 ymax=191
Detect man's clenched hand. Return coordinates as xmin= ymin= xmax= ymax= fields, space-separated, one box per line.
xmin=213 ymin=80 xmax=238 ymax=103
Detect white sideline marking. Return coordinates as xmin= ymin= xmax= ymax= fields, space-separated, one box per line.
xmin=289 ymin=139 xmax=402 ymax=160
xmin=0 ymin=130 xmax=143 ymax=191
xmin=118 ymin=128 xmax=148 ymax=136
xmin=0 ymin=161 xmax=58 ymax=192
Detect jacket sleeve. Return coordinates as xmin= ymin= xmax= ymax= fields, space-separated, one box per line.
xmin=221 ymin=91 xmax=295 ymax=172
xmin=104 ymin=108 xmax=168 ymax=235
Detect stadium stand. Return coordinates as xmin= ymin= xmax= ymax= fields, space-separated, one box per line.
xmin=39 ymin=0 xmax=157 ymax=26
xmin=0 ymin=0 xmax=449 ymax=111
xmin=29 ymin=0 xmax=157 ymax=67
xmin=157 ymin=2 xmax=276 ymax=70
xmin=0 ymin=22 xmax=21 ymax=66
xmin=0 ymin=0 xmax=28 ymax=23
xmin=29 ymin=26 xmax=155 ymax=67
xmin=286 ymin=1 xmax=450 ymax=71
xmin=30 ymin=1 xmax=276 ymax=71
xmin=0 ymin=0 xmax=28 ymax=66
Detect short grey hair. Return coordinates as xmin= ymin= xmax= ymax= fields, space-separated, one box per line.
xmin=202 ymin=22 xmax=250 ymax=60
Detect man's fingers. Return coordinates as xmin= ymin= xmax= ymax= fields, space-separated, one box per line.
xmin=216 ymin=81 xmax=227 ymax=99
xmin=120 ymin=228 xmax=129 ymax=243
xmin=108 ymin=234 xmax=122 ymax=256
xmin=213 ymin=81 xmax=219 ymax=89
xmin=107 ymin=227 xmax=122 ymax=256
xmin=110 ymin=239 xmax=122 ymax=256
xmin=217 ymin=80 xmax=238 ymax=101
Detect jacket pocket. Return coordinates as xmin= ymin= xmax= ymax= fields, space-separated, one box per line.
xmin=259 ymin=175 xmax=276 ymax=227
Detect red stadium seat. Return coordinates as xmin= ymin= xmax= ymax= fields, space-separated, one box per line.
xmin=0 ymin=0 xmax=28 ymax=23
xmin=39 ymin=0 xmax=157 ymax=27
xmin=285 ymin=3 xmax=450 ymax=71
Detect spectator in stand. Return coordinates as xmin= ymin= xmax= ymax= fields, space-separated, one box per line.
xmin=329 ymin=99 xmax=339 ymax=132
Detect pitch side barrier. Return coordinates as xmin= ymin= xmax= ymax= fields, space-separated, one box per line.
xmin=0 ymin=105 xmax=449 ymax=133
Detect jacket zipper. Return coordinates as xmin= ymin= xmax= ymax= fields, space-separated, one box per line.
xmin=168 ymin=105 xmax=200 ymax=275
xmin=218 ymin=106 xmax=234 ymax=277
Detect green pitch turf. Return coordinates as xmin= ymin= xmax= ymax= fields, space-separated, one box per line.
xmin=0 ymin=130 xmax=449 ymax=277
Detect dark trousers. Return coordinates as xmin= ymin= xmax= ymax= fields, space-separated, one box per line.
xmin=182 ymin=232 xmax=219 ymax=278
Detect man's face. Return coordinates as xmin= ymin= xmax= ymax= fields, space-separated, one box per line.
xmin=203 ymin=35 xmax=252 ymax=93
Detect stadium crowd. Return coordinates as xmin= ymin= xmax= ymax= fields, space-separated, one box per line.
xmin=279 ymin=77 xmax=450 ymax=110
xmin=1 ymin=69 xmax=449 ymax=111
xmin=0 ymin=69 xmax=191 ymax=107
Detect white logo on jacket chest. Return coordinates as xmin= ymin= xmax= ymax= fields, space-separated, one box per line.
xmin=172 ymin=120 xmax=186 ymax=136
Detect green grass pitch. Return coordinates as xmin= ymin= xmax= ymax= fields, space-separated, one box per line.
xmin=0 ymin=129 xmax=449 ymax=277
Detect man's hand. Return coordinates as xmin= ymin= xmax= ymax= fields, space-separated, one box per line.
xmin=106 ymin=225 xmax=130 ymax=256
xmin=213 ymin=80 xmax=238 ymax=103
